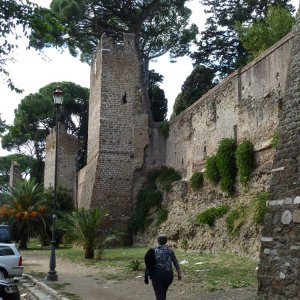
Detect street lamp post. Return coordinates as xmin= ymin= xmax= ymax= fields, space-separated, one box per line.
xmin=47 ymin=87 xmax=63 ymax=281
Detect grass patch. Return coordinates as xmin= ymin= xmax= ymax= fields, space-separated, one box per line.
xmin=226 ymin=208 xmax=244 ymax=236
xmin=22 ymin=242 xmax=257 ymax=293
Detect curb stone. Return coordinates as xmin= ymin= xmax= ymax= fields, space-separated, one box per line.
xmin=20 ymin=274 xmax=70 ymax=300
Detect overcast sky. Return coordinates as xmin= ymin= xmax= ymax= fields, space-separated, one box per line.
xmin=0 ymin=0 xmax=299 ymax=156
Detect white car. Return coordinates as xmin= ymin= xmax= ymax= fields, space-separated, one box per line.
xmin=0 ymin=243 xmax=23 ymax=279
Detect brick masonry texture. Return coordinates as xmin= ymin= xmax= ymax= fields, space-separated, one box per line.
xmin=78 ymin=34 xmax=150 ymax=232
xmin=257 ymin=17 xmax=300 ymax=299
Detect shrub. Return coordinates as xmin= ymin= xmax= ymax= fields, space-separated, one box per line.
xmin=195 ymin=206 xmax=229 ymax=226
xmin=128 ymin=259 xmax=143 ymax=271
xmin=226 ymin=208 xmax=243 ymax=236
xmin=271 ymin=130 xmax=279 ymax=148
xmin=204 ymin=155 xmax=220 ymax=184
xmin=236 ymin=139 xmax=255 ymax=187
xmin=156 ymin=208 xmax=169 ymax=226
xmin=130 ymin=180 xmax=162 ymax=233
xmin=180 ymin=239 xmax=188 ymax=251
xmin=254 ymin=192 xmax=269 ymax=225
xmin=190 ymin=172 xmax=204 ymax=191
xmin=130 ymin=167 xmax=180 ymax=233
xmin=158 ymin=121 xmax=169 ymax=139
xmin=156 ymin=167 xmax=181 ymax=191
xmin=216 ymin=138 xmax=237 ymax=196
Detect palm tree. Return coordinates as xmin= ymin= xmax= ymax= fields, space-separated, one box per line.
xmin=57 ymin=208 xmax=107 ymax=259
xmin=0 ymin=180 xmax=49 ymax=249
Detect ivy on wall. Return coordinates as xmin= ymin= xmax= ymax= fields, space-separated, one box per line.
xmin=204 ymin=155 xmax=220 ymax=184
xmin=216 ymin=138 xmax=237 ymax=196
xmin=236 ymin=139 xmax=255 ymax=187
xmin=130 ymin=167 xmax=181 ymax=233
xmin=194 ymin=206 xmax=229 ymax=226
xmin=189 ymin=172 xmax=204 ymax=191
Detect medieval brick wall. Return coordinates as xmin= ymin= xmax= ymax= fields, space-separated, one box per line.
xmin=165 ymin=33 xmax=293 ymax=179
xmin=9 ymin=161 xmax=21 ymax=187
xmin=78 ymin=34 xmax=149 ymax=232
xmin=257 ymin=21 xmax=300 ymax=299
xmin=44 ymin=123 xmax=78 ymax=201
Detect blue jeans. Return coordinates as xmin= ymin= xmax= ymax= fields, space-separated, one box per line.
xmin=151 ymin=269 xmax=173 ymax=300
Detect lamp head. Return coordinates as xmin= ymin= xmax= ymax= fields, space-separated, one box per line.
xmin=52 ymin=87 xmax=63 ymax=106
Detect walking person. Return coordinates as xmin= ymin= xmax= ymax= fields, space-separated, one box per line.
xmin=147 ymin=234 xmax=182 ymax=300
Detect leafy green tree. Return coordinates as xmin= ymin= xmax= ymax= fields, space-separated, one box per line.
xmin=148 ymin=70 xmax=167 ymax=122
xmin=0 ymin=154 xmax=34 ymax=192
xmin=30 ymin=0 xmax=198 ymax=66
xmin=2 ymin=81 xmax=89 ymax=182
xmin=57 ymin=208 xmax=107 ymax=259
xmin=0 ymin=1 xmax=63 ymax=91
xmin=172 ymin=65 xmax=215 ymax=116
xmin=0 ymin=115 xmax=6 ymax=135
xmin=192 ymin=0 xmax=294 ymax=79
xmin=0 ymin=180 xmax=49 ymax=249
xmin=236 ymin=5 xmax=295 ymax=61
xmin=39 ymin=185 xmax=75 ymax=246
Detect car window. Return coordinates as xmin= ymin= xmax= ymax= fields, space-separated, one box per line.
xmin=0 ymin=246 xmax=14 ymax=256
xmin=0 ymin=229 xmax=10 ymax=243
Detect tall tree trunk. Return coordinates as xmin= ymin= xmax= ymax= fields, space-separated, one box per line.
xmin=84 ymin=247 xmax=94 ymax=259
xmin=19 ymin=225 xmax=28 ymax=249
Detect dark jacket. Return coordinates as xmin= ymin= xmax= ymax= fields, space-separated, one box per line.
xmin=144 ymin=248 xmax=155 ymax=284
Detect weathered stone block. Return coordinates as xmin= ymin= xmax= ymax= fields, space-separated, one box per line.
xmin=281 ymin=210 xmax=293 ymax=225
xmin=293 ymin=210 xmax=300 ymax=223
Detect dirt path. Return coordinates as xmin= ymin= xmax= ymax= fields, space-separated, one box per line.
xmin=22 ymin=253 xmax=257 ymax=300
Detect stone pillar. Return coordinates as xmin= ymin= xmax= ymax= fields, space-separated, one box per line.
xmin=9 ymin=161 xmax=21 ymax=188
xmin=44 ymin=123 xmax=78 ymax=201
xmin=257 ymin=6 xmax=300 ymax=299
xmin=79 ymin=33 xmax=149 ymax=239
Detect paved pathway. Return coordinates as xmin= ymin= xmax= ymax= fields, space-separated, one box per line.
xmin=22 ymin=253 xmax=257 ymax=300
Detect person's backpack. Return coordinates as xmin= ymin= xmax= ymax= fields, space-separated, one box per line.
xmin=144 ymin=248 xmax=155 ymax=284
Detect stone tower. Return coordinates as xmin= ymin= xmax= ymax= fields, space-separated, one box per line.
xmin=78 ymin=34 xmax=149 ymax=234
xmin=257 ymin=7 xmax=300 ymax=299
xmin=9 ymin=161 xmax=21 ymax=187
xmin=44 ymin=123 xmax=78 ymax=201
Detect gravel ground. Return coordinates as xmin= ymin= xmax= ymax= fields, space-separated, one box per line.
xmin=21 ymin=254 xmax=258 ymax=300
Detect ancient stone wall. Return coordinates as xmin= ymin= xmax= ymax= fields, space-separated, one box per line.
xmin=78 ymin=34 xmax=149 ymax=233
xmin=44 ymin=123 xmax=78 ymax=200
xmin=257 ymin=24 xmax=300 ymax=299
xmin=166 ymin=33 xmax=293 ymax=179
xmin=136 ymin=32 xmax=298 ymax=259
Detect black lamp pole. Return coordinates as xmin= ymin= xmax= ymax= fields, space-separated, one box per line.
xmin=47 ymin=88 xmax=63 ymax=281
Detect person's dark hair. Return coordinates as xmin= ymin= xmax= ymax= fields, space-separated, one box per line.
xmin=157 ymin=234 xmax=168 ymax=245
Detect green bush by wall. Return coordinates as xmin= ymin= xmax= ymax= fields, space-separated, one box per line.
xmin=204 ymin=155 xmax=220 ymax=184
xmin=130 ymin=167 xmax=181 ymax=233
xmin=253 ymin=192 xmax=269 ymax=225
xmin=216 ymin=138 xmax=237 ymax=196
xmin=156 ymin=208 xmax=169 ymax=226
xmin=190 ymin=172 xmax=204 ymax=191
xmin=226 ymin=208 xmax=243 ymax=236
xmin=156 ymin=166 xmax=181 ymax=191
xmin=195 ymin=205 xmax=229 ymax=226
xmin=158 ymin=121 xmax=169 ymax=139
xmin=236 ymin=139 xmax=255 ymax=187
